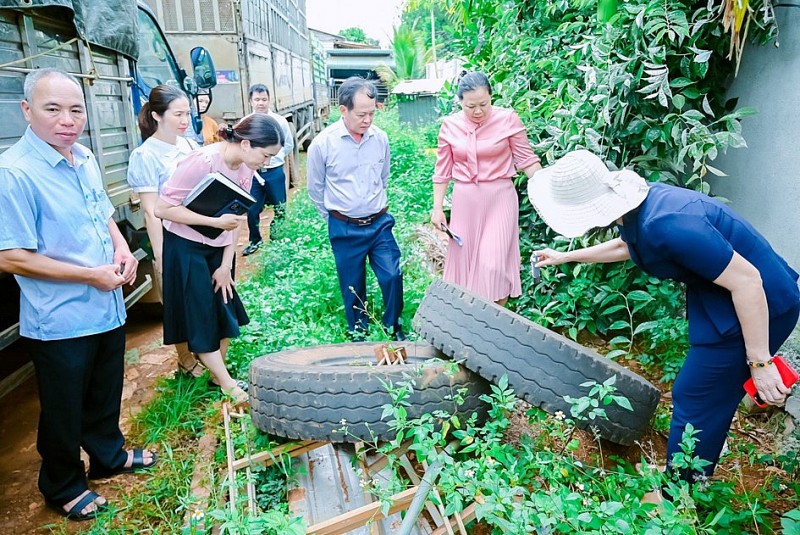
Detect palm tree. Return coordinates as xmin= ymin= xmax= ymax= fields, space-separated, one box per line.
xmin=406 ymin=0 xmax=438 ymax=71
xmin=376 ymin=23 xmax=429 ymax=88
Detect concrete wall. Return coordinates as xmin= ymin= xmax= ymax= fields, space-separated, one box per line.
xmin=710 ymin=6 xmax=800 ymax=270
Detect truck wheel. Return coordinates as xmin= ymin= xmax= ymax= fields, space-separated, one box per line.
xmin=413 ymin=279 xmax=661 ymax=446
xmin=249 ymin=342 xmax=491 ymax=443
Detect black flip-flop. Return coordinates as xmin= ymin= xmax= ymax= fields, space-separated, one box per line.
xmin=46 ymin=490 xmax=108 ymax=522
xmin=88 ymin=448 xmax=159 ymax=479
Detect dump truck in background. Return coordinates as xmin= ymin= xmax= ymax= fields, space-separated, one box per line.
xmin=144 ymin=0 xmax=330 ymax=186
xmin=310 ymin=31 xmax=331 ymax=147
xmin=0 ymin=0 xmax=216 ymax=395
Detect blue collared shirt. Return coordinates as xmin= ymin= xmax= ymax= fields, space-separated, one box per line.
xmin=619 ymin=183 xmax=799 ymax=344
xmin=306 ymin=118 xmax=390 ymax=219
xmin=0 ymin=127 xmax=126 ymax=340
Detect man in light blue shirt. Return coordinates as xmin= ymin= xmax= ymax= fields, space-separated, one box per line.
xmin=0 ymin=68 xmax=156 ymax=521
xmin=242 ymin=83 xmax=295 ymax=255
xmin=307 ymin=77 xmax=405 ymax=340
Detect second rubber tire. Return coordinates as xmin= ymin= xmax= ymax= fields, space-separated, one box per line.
xmin=249 ymin=342 xmax=491 ymax=443
xmin=413 ymin=279 xmax=661 ymax=445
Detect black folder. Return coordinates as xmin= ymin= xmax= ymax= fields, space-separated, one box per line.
xmin=183 ymin=172 xmax=255 ymax=239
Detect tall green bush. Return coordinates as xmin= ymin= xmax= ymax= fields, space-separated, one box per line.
xmin=444 ymin=0 xmax=772 ymax=357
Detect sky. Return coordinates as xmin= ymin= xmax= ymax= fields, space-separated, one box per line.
xmin=306 ymin=0 xmax=406 ymax=47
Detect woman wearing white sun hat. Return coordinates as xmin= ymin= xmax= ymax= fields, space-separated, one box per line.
xmin=529 ymin=149 xmax=799 ymax=490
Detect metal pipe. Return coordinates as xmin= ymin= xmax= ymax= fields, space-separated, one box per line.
xmin=397 ymin=457 xmax=445 ymax=535
xmin=0 ymin=65 xmax=133 ymax=83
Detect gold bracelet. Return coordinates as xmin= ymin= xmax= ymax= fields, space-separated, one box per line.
xmin=746 ymin=358 xmax=774 ymax=368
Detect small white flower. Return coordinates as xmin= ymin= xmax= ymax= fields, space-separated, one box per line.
xmin=576 ymin=483 xmax=585 ymax=491
xmin=191 ymin=509 xmax=205 ymax=522
xmin=555 ymin=411 xmax=565 ymax=421
xmin=464 ymin=469 xmax=475 ymax=478
xmin=340 ymin=418 xmax=347 ymax=425
xmin=779 ymin=483 xmax=788 ymax=491
xmin=359 ymin=479 xmax=369 ymax=489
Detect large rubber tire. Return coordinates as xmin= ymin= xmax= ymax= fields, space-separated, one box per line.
xmin=249 ymin=342 xmax=491 ymax=443
xmin=413 ymin=279 xmax=661 ymax=446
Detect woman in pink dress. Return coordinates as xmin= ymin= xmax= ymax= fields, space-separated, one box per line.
xmin=431 ymin=72 xmax=542 ymax=305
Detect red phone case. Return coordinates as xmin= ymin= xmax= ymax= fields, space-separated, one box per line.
xmin=743 ymin=355 xmax=799 ymax=408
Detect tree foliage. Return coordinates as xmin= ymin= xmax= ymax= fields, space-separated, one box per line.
xmin=401 ymin=0 xmax=460 ymax=59
xmin=339 ymin=26 xmax=379 ymax=46
xmin=440 ymin=0 xmax=775 ymax=341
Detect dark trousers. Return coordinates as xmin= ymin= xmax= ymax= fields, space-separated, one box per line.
xmin=328 ymin=212 xmax=404 ymax=333
xmin=247 ymin=166 xmax=286 ymax=244
xmin=667 ymin=306 xmax=800 ymax=482
xmin=28 ymin=327 xmax=128 ymax=504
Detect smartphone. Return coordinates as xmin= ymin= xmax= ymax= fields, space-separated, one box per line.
xmin=743 ymin=355 xmax=799 ymax=408
xmin=441 ymin=223 xmax=463 ymax=247
xmin=530 ymin=253 xmax=541 ymax=284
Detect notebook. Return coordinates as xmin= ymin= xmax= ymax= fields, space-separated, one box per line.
xmin=183 ymin=172 xmax=256 ymax=239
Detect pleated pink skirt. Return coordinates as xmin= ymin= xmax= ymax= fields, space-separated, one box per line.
xmin=443 ymin=178 xmax=521 ymax=301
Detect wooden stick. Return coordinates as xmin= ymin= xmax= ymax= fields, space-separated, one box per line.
xmin=365 ymin=440 xmax=413 ymax=474
xmin=222 ymin=402 xmax=237 ymax=514
xmin=239 ymin=416 xmax=256 ymax=515
xmin=231 ymin=440 xmax=327 ymax=471
xmin=430 ymin=504 xmax=477 ymax=535
xmin=306 ymin=486 xmax=418 ymax=535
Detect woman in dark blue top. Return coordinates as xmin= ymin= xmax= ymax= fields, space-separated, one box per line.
xmin=528 ymin=150 xmax=800 ymax=499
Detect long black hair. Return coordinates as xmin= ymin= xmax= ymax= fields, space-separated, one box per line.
xmin=138 ymin=84 xmax=189 ymax=141
xmin=217 ymin=113 xmax=284 ymax=148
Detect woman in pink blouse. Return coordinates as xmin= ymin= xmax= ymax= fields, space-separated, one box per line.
xmin=155 ymin=114 xmax=283 ymax=404
xmin=431 ymin=72 xmax=542 ymax=305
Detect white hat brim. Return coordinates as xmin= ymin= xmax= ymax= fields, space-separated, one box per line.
xmin=528 ymin=167 xmax=649 ymax=238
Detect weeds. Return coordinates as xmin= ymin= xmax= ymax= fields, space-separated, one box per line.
xmin=226 ymin=108 xmax=438 ymax=376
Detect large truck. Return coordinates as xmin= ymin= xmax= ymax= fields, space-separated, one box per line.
xmin=310 ymin=31 xmax=331 ymax=140
xmin=144 ymin=0 xmax=328 ymax=184
xmin=0 ymin=0 xmax=216 ymax=395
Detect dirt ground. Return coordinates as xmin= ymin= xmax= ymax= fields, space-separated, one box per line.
xmin=0 ymin=212 xmax=273 ymax=534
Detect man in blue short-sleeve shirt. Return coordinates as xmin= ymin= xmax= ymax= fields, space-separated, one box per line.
xmin=529 ymin=150 xmax=800 ymax=500
xmin=0 ymin=68 xmax=156 ymax=521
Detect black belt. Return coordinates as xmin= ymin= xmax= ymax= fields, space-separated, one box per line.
xmin=329 ymin=207 xmax=388 ymax=226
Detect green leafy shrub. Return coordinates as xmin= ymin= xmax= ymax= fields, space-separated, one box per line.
xmin=444 ymin=0 xmax=772 ymax=353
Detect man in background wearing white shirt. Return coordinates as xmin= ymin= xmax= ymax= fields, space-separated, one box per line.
xmin=242 ymin=84 xmax=294 ymax=255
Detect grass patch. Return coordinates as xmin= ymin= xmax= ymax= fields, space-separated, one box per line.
xmin=226 ymin=109 xmax=439 ymax=375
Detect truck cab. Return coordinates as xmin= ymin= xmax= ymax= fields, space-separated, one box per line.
xmin=0 ymin=0 xmax=215 ymax=394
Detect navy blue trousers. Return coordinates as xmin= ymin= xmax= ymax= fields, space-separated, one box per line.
xmin=28 ymin=327 xmax=128 ymax=504
xmin=328 ymin=212 xmax=404 ymax=333
xmin=247 ymin=166 xmax=286 ymax=244
xmin=667 ymin=306 xmax=800 ymax=482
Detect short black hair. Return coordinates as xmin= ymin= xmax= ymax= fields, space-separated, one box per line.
xmin=338 ymin=77 xmax=377 ymax=110
xmin=248 ymin=84 xmax=270 ymax=100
